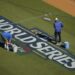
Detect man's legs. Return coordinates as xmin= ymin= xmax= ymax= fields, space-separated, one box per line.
xmin=54 ymin=31 xmax=58 ymax=44
xmin=54 ymin=32 xmax=61 ymax=44
xmin=58 ymin=32 xmax=61 ymax=42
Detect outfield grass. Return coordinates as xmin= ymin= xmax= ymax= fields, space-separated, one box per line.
xmin=0 ymin=0 xmax=75 ymax=75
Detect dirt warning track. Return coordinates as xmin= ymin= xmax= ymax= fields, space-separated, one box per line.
xmin=43 ymin=0 xmax=75 ymax=16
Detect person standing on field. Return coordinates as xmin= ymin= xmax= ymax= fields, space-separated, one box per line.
xmin=53 ymin=18 xmax=64 ymax=44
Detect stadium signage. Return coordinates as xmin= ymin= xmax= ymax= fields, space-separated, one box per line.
xmin=0 ymin=16 xmax=75 ymax=70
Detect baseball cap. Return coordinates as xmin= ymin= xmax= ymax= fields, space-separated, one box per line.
xmin=55 ymin=17 xmax=59 ymax=21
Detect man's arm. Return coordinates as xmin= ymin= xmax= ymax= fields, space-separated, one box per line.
xmin=61 ymin=22 xmax=64 ymax=28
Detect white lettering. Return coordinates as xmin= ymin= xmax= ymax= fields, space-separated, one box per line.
xmin=15 ymin=33 xmax=36 ymax=43
xmin=6 ymin=28 xmax=22 ymax=34
xmin=0 ymin=19 xmax=5 ymax=23
xmin=15 ymin=32 xmax=27 ymax=41
xmin=56 ymin=57 xmax=75 ymax=69
xmin=20 ymin=36 xmax=36 ymax=43
xmin=0 ymin=23 xmax=13 ymax=30
xmin=53 ymin=54 xmax=67 ymax=60
xmin=37 ymin=46 xmax=55 ymax=55
xmin=30 ymin=42 xmax=48 ymax=49
xmin=48 ymin=50 xmax=63 ymax=59
xmin=0 ymin=17 xmax=75 ymax=69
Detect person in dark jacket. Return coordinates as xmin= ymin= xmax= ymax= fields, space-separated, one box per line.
xmin=54 ymin=18 xmax=63 ymax=44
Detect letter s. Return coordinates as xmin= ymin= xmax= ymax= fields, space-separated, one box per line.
xmin=30 ymin=42 xmax=48 ymax=49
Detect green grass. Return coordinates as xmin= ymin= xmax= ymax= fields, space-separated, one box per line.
xmin=0 ymin=0 xmax=75 ymax=75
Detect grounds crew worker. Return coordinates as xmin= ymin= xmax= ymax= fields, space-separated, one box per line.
xmin=54 ymin=18 xmax=63 ymax=45
xmin=1 ymin=31 xmax=12 ymax=51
